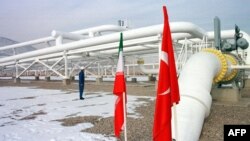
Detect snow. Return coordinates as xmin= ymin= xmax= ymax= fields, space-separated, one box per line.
xmin=0 ymin=87 xmax=154 ymax=141
xmin=0 ymin=76 xmax=149 ymax=82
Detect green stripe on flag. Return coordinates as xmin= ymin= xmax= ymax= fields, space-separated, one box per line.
xmin=119 ymin=33 xmax=123 ymax=53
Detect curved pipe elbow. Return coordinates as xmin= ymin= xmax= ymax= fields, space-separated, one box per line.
xmin=170 ymin=22 xmax=207 ymax=39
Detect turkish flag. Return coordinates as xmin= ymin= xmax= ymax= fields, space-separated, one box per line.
xmin=153 ymin=6 xmax=180 ymax=141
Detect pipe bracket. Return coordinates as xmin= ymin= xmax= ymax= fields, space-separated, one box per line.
xmin=221 ymin=54 xmax=238 ymax=82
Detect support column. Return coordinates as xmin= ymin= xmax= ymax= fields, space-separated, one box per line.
xmin=148 ymin=74 xmax=156 ymax=81
xmin=45 ymin=68 xmax=50 ymax=81
xmin=96 ymin=76 xmax=103 ymax=84
xmin=97 ymin=63 xmax=101 ymax=77
xmin=45 ymin=76 xmax=50 ymax=81
xmin=14 ymin=77 xmax=21 ymax=83
xmin=104 ymin=68 xmax=107 ymax=77
xmin=63 ymin=79 xmax=71 ymax=85
xmin=14 ymin=61 xmax=21 ymax=83
xmin=56 ymin=35 xmax=63 ymax=46
xmin=211 ymin=87 xmax=240 ymax=102
xmin=15 ymin=61 xmax=18 ymax=78
xmin=127 ymin=66 xmax=129 ymax=76
xmin=35 ymin=76 xmax=39 ymax=80
xmin=131 ymin=78 xmax=137 ymax=83
xmin=63 ymin=50 xmax=70 ymax=85
xmin=244 ymin=79 xmax=250 ymax=88
xmin=35 ymin=70 xmax=39 ymax=81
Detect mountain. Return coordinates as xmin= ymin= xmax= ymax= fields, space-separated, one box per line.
xmin=0 ymin=37 xmax=36 ymax=56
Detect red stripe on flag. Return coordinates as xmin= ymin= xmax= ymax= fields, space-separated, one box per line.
xmin=113 ymin=72 xmax=126 ymax=137
xmin=113 ymin=73 xmax=126 ymax=96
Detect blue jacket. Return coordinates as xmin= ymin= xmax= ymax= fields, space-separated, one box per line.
xmin=79 ymin=70 xmax=85 ymax=85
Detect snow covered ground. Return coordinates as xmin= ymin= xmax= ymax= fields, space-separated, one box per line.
xmin=0 ymin=87 xmax=153 ymax=141
xmin=0 ymin=76 xmax=149 ymax=82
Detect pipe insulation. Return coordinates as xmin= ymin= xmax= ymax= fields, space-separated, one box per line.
xmin=172 ymin=49 xmax=237 ymax=141
xmin=0 ymin=25 xmax=127 ymax=52
xmin=0 ymin=22 xmax=206 ymax=65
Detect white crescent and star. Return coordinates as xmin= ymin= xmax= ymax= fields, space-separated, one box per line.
xmin=161 ymin=51 xmax=168 ymax=65
xmin=159 ymin=87 xmax=170 ymax=95
xmin=158 ymin=50 xmax=170 ymax=95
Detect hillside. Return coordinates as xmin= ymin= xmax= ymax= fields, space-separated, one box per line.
xmin=0 ymin=37 xmax=36 ymax=56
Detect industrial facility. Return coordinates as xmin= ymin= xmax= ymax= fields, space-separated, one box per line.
xmin=0 ymin=16 xmax=250 ymax=140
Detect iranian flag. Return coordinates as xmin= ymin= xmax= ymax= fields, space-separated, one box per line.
xmin=153 ymin=6 xmax=180 ymax=141
xmin=113 ymin=33 xmax=127 ymax=138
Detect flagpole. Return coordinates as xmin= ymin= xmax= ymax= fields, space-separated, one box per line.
xmin=173 ymin=103 xmax=178 ymax=141
xmin=123 ymin=92 xmax=128 ymax=141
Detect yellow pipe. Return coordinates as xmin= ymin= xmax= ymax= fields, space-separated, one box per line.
xmin=202 ymin=48 xmax=228 ymax=83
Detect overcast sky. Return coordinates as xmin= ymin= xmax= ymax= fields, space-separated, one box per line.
xmin=0 ymin=0 xmax=249 ymax=42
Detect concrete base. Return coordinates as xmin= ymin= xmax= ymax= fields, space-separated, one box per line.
xmin=155 ymin=80 xmax=158 ymax=90
xmin=244 ymin=79 xmax=250 ymax=88
xmin=14 ymin=78 xmax=21 ymax=83
xmin=63 ymin=79 xmax=71 ymax=85
xmin=70 ymin=76 xmax=75 ymax=81
xmin=45 ymin=77 xmax=50 ymax=81
xmin=96 ymin=77 xmax=103 ymax=84
xmin=131 ymin=78 xmax=137 ymax=83
xmin=148 ymin=75 xmax=156 ymax=81
xmin=211 ymin=87 xmax=241 ymax=102
xmin=35 ymin=76 xmax=39 ymax=81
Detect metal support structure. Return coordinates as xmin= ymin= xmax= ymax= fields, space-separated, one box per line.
xmin=64 ymin=50 xmax=69 ymax=79
xmin=15 ymin=61 xmax=19 ymax=78
xmin=17 ymin=61 xmax=36 ymax=78
xmin=47 ymin=65 xmax=64 ymax=77
xmin=98 ymin=63 xmax=101 ymax=77
xmin=36 ymin=59 xmax=65 ymax=78
xmin=126 ymin=66 xmax=129 ymax=76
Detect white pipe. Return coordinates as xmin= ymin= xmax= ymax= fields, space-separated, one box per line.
xmin=172 ymin=33 xmax=193 ymax=40
xmin=0 ymin=36 xmax=159 ymax=65
xmin=0 ymin=25 xmax=126 ymax=52
xmin=0 ymin=22 xmax=207 ymax=65
xmin=169 ymin=22 xmax=206 ymax=39
xmin=138 ymin=64 xmax=158 ymax=74
xmin=71 ymin=25 xmax=127 ymax=35
xmin=207 ymin=30 xmax=235 ymax=40
xmin=230 ymin=65 xmax=250 ymax=69
xmin=89 ymin=45 xmax=158 ymax=56
xmin=0 ymin=37 xmax=54 ymax=51
xmin=51 ymin=30 xmax=86 ymax=40
xmin=172 ymin=52 xmax=221 ymax=141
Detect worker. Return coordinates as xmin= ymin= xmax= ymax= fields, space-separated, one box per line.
xmin=79 ymin=67 xmax=85 ymax=100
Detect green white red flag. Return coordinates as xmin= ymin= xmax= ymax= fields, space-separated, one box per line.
xmin=153 ymin=6 xmax=180 ymax=141
xmin=113 ymin=33 xmax=127 ymax=138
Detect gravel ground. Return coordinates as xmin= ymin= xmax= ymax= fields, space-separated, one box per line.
xmin=0 ymin=79 xmax=250 ymax=141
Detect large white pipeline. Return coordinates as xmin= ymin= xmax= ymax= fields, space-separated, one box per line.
xmin=0 ymin=22 xmax=206 ymax=65
xmin=172 ymin=51 xmax=226 ymax=141
xmin=0 ymin=25 xmax=127 ymax=52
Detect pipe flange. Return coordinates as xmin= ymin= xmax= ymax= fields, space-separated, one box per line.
xmin=221 ymin=54 xmax=238 ymax=83
xmin=202 ymin=48 xmax=228 ymax=83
